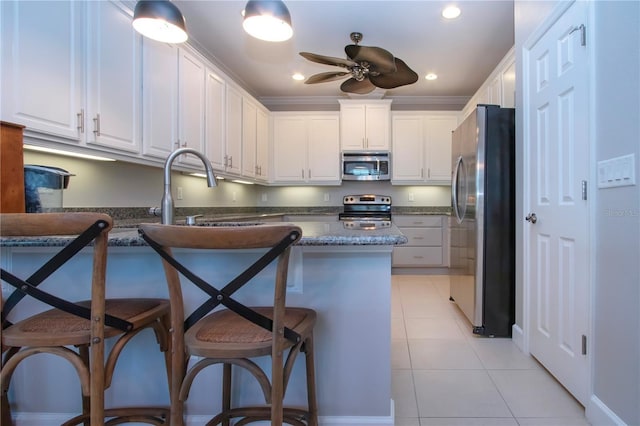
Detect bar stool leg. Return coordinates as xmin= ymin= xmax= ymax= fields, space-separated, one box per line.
xmin=304 ymin=333 xmax=318 ymax=426
xmin=222 ymin=363 xmax=231 ymax=426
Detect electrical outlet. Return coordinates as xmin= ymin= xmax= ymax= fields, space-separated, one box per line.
xmin=261 ymin=193 xmax=268 ymax=202
xmin=176 ymin=187 xmax=183 ymax=200
xmin=232 ymin=191 xmax=237 ymax=202
xmin=408 ymin=192 xmax=415 ymax=202
xmin=323 ymin=193 xmax=330 ymax=202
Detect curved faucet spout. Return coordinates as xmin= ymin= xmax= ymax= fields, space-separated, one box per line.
xmin=162 ymin=148 xmax=217 ymax=225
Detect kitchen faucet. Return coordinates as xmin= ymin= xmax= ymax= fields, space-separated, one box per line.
xmin=155 ymin=148 xmax=217 ymax=225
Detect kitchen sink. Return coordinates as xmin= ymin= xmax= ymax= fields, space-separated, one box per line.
xmin=192 ymin=221 xmax=265 ymax=227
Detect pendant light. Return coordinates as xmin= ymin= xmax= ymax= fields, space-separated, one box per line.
xmin=242 ymin=0 xmax=293 ymax=42
xmin=133 ymin=0 xmax=188 ymax=44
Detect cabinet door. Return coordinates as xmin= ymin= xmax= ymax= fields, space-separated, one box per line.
xmin=86 ymin=0 xmax=141 ymax=153
xmin=141 ymin=39 xmax=178 ymax=159
xmin=242 ymin=98 xmax=257 ymax=178
xmin=365 ymin=104 xmax=390 ymax=150
xmin=392 ymin=116 xmax=424 ymax=181
xmin=1 ymin=1 xmax=83 ymax=140
xmin=205 ymin=68 xmax=225 ymax=171
xmin=425 ymin=116 xmax=457 ymax=182
xmin=308 ymin=116 xmax=340 ymax=182
xmin=177 ymin=48 xmax=206 ymax=167
xmin=255 ymin=109 xmax=269 ymax=181
xmin=340 ymin=104 xmax=366 ymax=150
xmin=273 ymin=116 xmax=307 ymax=182
xmin=225 ymin=85 xmax=243 ymax=175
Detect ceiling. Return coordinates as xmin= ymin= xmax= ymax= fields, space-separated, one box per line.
xmin=173 ymin=0 xmax=514 ymax=110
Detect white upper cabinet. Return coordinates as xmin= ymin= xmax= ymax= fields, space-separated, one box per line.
xmin=141 ymin=39 xmax=178 ymax=159
xmin=255 ymin=108 xmax=269 ymax=181
xmin=224 ymin=84 xmax=243 ymax=176
xmin=204 ymin=68 xmax=226 ymax=173
xmin=272 ymin=113 xmax=340 ymax=184
xmin=1 ymin=1 xmax=141 ymax=153
xmin=241 ymin=98 xmax=258 ymax=178
xmin=461 ymin=47 xmax=515 ymax=120
xmin=392 ymin=112 xmax=458 ymax=185
xmin=177 ymin=46 xmax=207 ymax=167
xmin=339 ymin=100 xmax=391 ymax=151
xmin=85 ymin=0 xmax=141 ymax=153
xmin=1 ymin=1 xmax=84 ymax=141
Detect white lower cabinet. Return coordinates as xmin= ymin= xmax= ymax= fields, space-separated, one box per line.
xmin=393 ymin=215 xmax=447 ymax=267
xmin=272 ymin=113 xmax=340 ymax=184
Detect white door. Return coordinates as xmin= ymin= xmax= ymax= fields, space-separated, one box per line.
xmin=525 ymin=1 xmax=590 ymax=405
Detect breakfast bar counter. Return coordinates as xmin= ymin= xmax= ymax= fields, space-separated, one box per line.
xmin=1 ymin=221 xmax=406 ymax=425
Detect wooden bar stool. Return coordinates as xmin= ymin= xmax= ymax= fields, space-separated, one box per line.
xmin=139 ymin=223 xmax=318 ymax=426
xmin=0 ymin=213 xmax=171 ymax=425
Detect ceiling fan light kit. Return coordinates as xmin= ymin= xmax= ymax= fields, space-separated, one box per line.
xmin=132 ymin=0 xmax=188 ymax=43
xmin=300 ymin=32 xmax=418 ymax=95
xmin=243 ymin=0 xmax=293 ymax=42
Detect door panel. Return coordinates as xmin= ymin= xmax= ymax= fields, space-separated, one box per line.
xmin=526 ymin=0 xmax=589 ymax=405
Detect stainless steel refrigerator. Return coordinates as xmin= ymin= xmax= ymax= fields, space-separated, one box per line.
xmin=449 ymin=105 xmax=515 ymax=337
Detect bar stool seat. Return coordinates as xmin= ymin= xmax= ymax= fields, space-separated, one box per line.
xmin=0 ymin=213 xmax=171 ymax=426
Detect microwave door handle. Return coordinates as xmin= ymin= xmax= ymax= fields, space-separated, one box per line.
xmin=376 ymin=158 xmax=380 ymax=174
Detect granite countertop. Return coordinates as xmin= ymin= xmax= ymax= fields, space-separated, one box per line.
xmin=1 ymin=221 xmax=408 ymax=248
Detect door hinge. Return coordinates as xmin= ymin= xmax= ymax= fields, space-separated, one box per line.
xmin=570 ymin=24 xmax=586 ymax=46
xmin=582 ymin=334 xmax=587 ymax=355
xmin=581 ymin=180 xmax=588 ymax=200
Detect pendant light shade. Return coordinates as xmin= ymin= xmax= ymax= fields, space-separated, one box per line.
xmin=133 ymin=0 xmax=188 ymax=44
xmin=243 ymin=0 xmax=293 ymax=42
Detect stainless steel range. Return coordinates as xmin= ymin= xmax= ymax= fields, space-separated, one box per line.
xmin=339 ymin=194 xmax=392 ymax=229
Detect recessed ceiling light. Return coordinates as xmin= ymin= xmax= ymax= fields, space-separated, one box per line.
xmin=425 ymin=73 xmax=438 ymax=81
xmin=292 ymin=73 xmax=305 ymax=81
xmin=442 ymin=6 xmax=461 ymax=19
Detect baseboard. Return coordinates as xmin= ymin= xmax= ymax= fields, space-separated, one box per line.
xmin=511 ymin=323 xmax=524 ymax=352
xmin=586 ymin=394 xmax=627 ymax=426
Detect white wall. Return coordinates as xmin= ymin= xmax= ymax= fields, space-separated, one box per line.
xmin=24 ymin=151 xmax=257 ymax=208
xmin=24 ymin=152 xmax=451 ymax=209
xmin=590 ymin=2 xmax=640 ymax=425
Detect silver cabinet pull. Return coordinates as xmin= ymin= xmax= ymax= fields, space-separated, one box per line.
xmin=93 ymin=114 xmax=100 ymax=136
xmin=77 ymin=109 xmax=84 ymax=133
xmin=525 ymin=213 xmax=537 ymax=224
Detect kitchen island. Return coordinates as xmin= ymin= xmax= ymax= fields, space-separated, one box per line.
xmin=1 ymin=221 xmax=406 ymax=425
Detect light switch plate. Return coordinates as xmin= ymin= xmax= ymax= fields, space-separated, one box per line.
xmin=597 ymin=154 xmax=636 ymax=188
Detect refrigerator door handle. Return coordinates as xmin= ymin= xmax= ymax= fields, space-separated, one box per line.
xmin=452 ymin=155 xmax=466 ymax=223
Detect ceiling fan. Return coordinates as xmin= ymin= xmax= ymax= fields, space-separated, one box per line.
xmin=299 ymin=32 xmax=419 ymax=95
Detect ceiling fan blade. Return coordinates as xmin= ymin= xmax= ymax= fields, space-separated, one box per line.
xmin=299 ymin=52 xmax=357 ymax=68
xmin=305 ymin=71 xmax=350 ymax=84
xmin=345 ymin=45 xmax=396 ymax=74
xmin=340 ymin=77 xmax=376 ymax=95
xmin=369 ymin=58 xmax=419 ymax=89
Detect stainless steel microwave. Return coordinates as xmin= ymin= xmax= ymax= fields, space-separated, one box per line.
xmin=342 ymin=152 xmax=391 ymax=181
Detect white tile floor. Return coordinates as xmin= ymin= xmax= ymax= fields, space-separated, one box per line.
xmin=391 ymin=275 xmax=591 ymax=426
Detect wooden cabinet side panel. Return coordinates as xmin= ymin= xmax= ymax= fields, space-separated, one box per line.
xmin=0 ymin=122 xmax=25 ymax=212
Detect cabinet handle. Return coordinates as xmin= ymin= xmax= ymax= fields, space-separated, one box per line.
xmin=182 ymin=141 xmax=187 ymax=148
xmin=77 ymin=109 xmax=84 ymax=133
xmin=259 ymin=165 xmax=262 ymax=175
xmin=228 ymin=156 xmax=233 ymax=168
xmin=421 ymin=168 xmax=424 ymax=179
xmin=301 ymin=169 xmax=305 ymax=179
xmin=428 ymin=168 xmax=431 ymax=179
xmin=224 ymin=155 xmax=228 ymax=167
xmin=93 ymin=114 xmax=100 ymax=136
xmin=175 ymin=140 xmax=181 ymax=149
